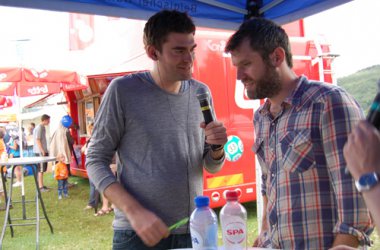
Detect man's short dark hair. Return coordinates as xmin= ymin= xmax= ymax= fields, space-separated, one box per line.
xmin=225 ymin=18 xmax=293 ymax=68
xmin=41 ymin=114 xmax=50 ymax=121
xmin=143 ymin=10 xmax=195 ymax=52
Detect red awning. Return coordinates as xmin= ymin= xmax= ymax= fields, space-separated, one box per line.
xmin=0 ymin=67 xmax=88 ymax=97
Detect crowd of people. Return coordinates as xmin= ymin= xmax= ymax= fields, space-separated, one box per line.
xmin=0 ymin=114 xmax=112 ymax=217
xmin=0 ymin=115 xmax=52 ymax=191
xmin=0 ymin=9 xmax=379 ymax=250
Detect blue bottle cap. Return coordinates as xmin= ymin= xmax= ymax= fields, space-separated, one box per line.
xmin=194 ymin=196 xmax=209 ymax=207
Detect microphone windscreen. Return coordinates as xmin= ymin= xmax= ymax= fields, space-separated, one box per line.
xmin=196 ymin=87 xmax=209 ymax=101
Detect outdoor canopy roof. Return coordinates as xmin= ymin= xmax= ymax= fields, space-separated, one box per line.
xmin=0 ymin=0 xmax=353 ymax=29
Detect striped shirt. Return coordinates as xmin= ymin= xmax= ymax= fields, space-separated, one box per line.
xmin=253 ymin=76 xmax=373 ymax=249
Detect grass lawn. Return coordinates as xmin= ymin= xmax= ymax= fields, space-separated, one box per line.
xmin=0 ymin=173 xmax=378 ymax=249
xmin=0 ymin=174 xmax=114 ymax=250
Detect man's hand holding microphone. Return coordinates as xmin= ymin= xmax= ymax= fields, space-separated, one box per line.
xmin=197 ymin=87 xmax=227 ymax=159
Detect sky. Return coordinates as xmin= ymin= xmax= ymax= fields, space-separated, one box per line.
xmin=0 ymin=0 xmax=379 ymax=79
xmin=304 ymin=0 xmax=380 ymax=78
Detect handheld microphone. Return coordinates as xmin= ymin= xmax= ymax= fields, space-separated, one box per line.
xmin=366 ymin=79 xmax=380 ymax=130
xmin=196 ymin=87 xmax=223 ymax=151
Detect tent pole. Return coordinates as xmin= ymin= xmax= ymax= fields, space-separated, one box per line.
xmin=197 ymin=0 xmax=247 ymax=14
xmin=17 ymin=89 xmax=24 ymax=158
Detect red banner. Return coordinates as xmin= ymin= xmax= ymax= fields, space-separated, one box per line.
xmin=69 ymin=13 xmax=95 ymax=50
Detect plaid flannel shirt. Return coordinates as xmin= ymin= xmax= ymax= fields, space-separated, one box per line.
xmin=253 ymin=76 xmax=373 ymax=249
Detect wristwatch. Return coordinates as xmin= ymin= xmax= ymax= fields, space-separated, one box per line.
xmin=355 ymin=172 xmax=379 ymax=192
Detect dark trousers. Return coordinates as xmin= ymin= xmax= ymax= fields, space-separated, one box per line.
xmin=113 ymin=230 xmax=191 ymax=250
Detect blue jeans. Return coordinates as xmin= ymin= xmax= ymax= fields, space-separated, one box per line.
xmin=88 ymin=180 xmax=96 ymax=207
xmin=113 ymin=230 xmax=191 ymax=250
xmin=57 ymin=179 xmax=68 ymax=196
xmin=26 ymin=146 xmax=34 ymax=157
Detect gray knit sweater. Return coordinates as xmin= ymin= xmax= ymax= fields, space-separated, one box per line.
xmin=86 ymin=72 xmax=224 ymax=233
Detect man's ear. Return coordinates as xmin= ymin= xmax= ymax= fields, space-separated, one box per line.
xmin=270 ymin=47 xmax=285 ymax=67
xmin=147 ymin=46 xmax=158 ymax=61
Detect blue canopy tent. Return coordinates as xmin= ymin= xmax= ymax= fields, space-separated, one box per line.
xmin=0 ymin=0 xmax=352 ymax=29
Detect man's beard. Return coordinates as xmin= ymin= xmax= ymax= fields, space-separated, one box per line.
xmin=246 ymin=64 xmax=282 ymax=100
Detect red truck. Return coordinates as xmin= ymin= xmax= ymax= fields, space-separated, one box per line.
xmin=65 ymin=19 xmax=335 ymax=208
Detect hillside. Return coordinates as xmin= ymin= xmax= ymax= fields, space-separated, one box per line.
xmin=337 ymin=65 xmax=380 ymax=114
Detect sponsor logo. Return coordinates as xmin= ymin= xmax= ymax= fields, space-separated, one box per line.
xmin=190 ymin=229 xmax=203 ymax=249
xmin=206 ymin=39 xmax=226 ymax=52
xmin=222 ymin=220 xmax=246 ymax=245
xmin=227 ymin=228 xmax=244 ymax=236
xmin=30 ymin=69 xmax=48 ymax=79
xmin=27 ymin=85 xmax=49 ymax=95
xmin=0 ymin=73 xmax=7 ymax=81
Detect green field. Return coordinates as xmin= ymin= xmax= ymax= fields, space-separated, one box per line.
xmin=0 ymin=174 xmax=377 ymax=249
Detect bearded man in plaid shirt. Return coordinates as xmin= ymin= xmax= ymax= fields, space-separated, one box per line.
xmin=226 ymin=18 xmax=373 ymax=249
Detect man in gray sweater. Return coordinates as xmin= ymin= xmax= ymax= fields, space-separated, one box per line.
xmin=86 ymin=10 xmax=227 ymax=250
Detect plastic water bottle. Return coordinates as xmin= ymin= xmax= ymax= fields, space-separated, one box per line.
xmin=190 ymin=196 xmax=218 ymax=250
xmin=220 ymin=190 xmax=247 ymax=250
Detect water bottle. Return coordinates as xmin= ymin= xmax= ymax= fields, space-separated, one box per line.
xmin=220 ymin=190 xmax=247 ymax=250
xmin=190 ymin=196 xmax=218 ymax=250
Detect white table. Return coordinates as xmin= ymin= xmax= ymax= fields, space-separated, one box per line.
xmin=0 ymin=156 xmax=56 ymax=249
xmin=172 ymin=248 xmax=270 ymax=250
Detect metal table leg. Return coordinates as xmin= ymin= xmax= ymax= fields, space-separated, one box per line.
xmin=32 ymin=166 xmax=53 ymax=234
xmin=0 ymin=166 xmax=13 ymax=238
xmin=35 ymin=181 xmax=39 ymax=250
xmin=0 ymin=164 xmax=53 ymax=250
xmin=0 ymin=166 xmax=16 ymax=248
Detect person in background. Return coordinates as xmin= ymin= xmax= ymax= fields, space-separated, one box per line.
xmin=66 ymin=121 xmax=78 ymax=187
xmin=93 ymin=155 xmax=115 ymax=217
xmin=82 ymin=122 xmax=113 ymax=216
xmin=33 ymin=114 xmax=51 ymax=192
xmin=82 ymin=122 xmax=96 ymax=210
xmin=49 ymin=118 xmax=75 ymax=186
xmin=225 ymin=18 xmax=373 ymax=249
xmin=67 ymin=122 xmax=79 ymax=176
xmin=26 ymin=122 xmax=35 ymax=156
xmin=0 ymin=130 xmax=5 ymax=157
xmin=54 ymin=153 xmax=69 ymax=200
xmin=0 ymin=126 xmax=10 ymax=154
xmin=86 ymin=10 xmax=227 ymax=249
xmin=329 ymin=121 xmax=380 ymax=250
xmin=8 ymin=134 xmax=22 ymax=188
xmin=0 ymin=130 xmax=7 ymax=209
xmin=21 ymin=127 xmax=27 ymax=152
